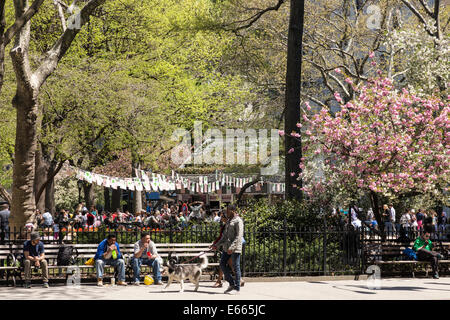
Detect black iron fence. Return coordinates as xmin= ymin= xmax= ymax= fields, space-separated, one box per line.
xmin=2 ymin=223 xmax=449 ymax=277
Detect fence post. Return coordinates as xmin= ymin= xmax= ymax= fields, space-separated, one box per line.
xmin=323 ymin=214 xmax=327 ymax=276
xmin=283 ymin=217 xmax=287 ymax=277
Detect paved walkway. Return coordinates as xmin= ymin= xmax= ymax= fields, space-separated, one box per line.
xmin=1 ymin=277 xmax=450 ymax=300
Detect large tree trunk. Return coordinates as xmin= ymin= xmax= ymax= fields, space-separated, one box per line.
xmin=44 ymin=160 xmax=57 ymax=213
xmin=9 ymin=0 xmax=107 ymax=230
xmin=9 ymin=10 xmax=37 ymax=230
xmin=370 ymin=190 xmax=385 ymax=240
xmin=10 ymin=90 xmax=39 ymax=229
xmin=112 ymin=188 xmax=122 ymax=212
xmin=104 ymin=187 xmax=111 ymax=212
xmin=284 ymin=0 xmax=305 ymax=201
xmin=132 ymin=162 xmax=142 ymax=214
xmin=83 ymin=182 xmax=95 ymax=209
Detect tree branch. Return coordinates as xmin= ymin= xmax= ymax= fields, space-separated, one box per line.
xmin=0 ymin=184 xmax=12 ymax=203
xmin=34 ymin=160 xmax=65 ymax=205
xmin=223 ymin=0 xmax=286 ymax=32
xmin=33 ymin=0 xmax=107 ymax=88
xmin=400 ymin=0 xmax=434 ymax=36
xmin=4 ymin=0 xmax=45 ymax=45
xmin=53 ymin=0 xmax=67 ymax=32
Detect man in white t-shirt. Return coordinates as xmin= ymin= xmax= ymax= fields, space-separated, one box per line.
xmin=131 ymin=233 xmax=163 ymax=285
xmin=389 ymin=204 xmax=397 ymax=232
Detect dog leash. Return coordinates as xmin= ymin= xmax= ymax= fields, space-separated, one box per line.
xmin=176 ymin=249 xmax=213 ymax=264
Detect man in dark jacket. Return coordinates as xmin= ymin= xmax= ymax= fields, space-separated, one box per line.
xmin=212 ymin=204 xmax=244 ymax=295
xmin=0 ymin=203 xmax=10 ymax=243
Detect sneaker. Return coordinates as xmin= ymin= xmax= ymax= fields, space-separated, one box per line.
xmin=97 ymin=279 xmax=103 ymax=287
xmin=154 ymin=281 xmax=163 ymax=285
xmin=134 ymin=281 xmax=140 ymax=286
xmin=117 ymin=281 xmax=128 ymax=286
xmin=224 ymin=285 xmax=235 ymax=294
xmin=227 ymin=289 xmax=240 ymax=295
xmin=43 ymin=282 xmax=49 ymax=288
xmin=24 ymin=282 xmax=31 ymax=289
xmin=433 ymin=273 xmax=439 ymax=279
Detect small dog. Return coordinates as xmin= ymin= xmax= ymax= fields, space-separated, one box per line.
xmin=162 ymin=252 xmax=208 ymax=292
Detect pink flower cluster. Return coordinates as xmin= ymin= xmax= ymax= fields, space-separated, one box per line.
xmin=302 ymin=76 xmax=449 ymax=197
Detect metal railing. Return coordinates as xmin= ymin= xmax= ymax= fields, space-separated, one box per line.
xmin=2 ymin=223 xmax=448 ymax=277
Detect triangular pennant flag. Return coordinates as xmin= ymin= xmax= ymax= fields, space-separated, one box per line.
xmin=134 ymin=178 xmax=143 ymax=191
xmin=103 ymin=176 xmax=111 ymax=188
xmin=84 ymin=171 xmax=93 ymax=183
xmin=118 ymin=179 xmax=127 ymax=190
xmin=142 ymin=179 xmax=151 ymax=191
xmin=76 ymin=169 xmax=84 ymax=181
xmin=94 ymin=174 xmax=103 ymax=186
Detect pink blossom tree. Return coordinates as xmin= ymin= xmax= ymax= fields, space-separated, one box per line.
xmin=297 ymin=76 xmax=449 ymax=226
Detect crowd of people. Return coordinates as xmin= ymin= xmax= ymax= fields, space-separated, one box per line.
xmin=28 ymin=200 xmax=225 ymax=235
xmin=333 ymin=203 xmax=448 ymax=235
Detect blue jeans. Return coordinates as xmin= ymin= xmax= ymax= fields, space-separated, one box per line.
xmin=131 ymin=257 xmax=161 ymax=283
xmin=384 ymin=222 xmax=396 ymax=234
xmin=95 ymin=258 xmax=125 ymax=281
xmin=220 ymin=251 xmax=241 ymax=291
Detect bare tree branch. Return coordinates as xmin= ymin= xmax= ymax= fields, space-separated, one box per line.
xmin=400 ymin=0 xmax=435 ymax=36
xmin=223 ymin=0 xmax=286 ymax=32
xmin=53 ymin=0 xmax=67 ymax=32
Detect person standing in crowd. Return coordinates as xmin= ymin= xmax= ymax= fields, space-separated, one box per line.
xmin=438 ymin=211 xmax=447 ymax=235
xmin=35 ymin=209 xmax=43 ymax=228
xmin=400 ymin=210 xmax=411 ymax=229
xmin=416 ymin=209 xmax=425 ymax=231
xmin=389 ymin=204 xmax=397 ymax=233
xmin=382 ymin=204 xmax=394 ymax=235
xmin=211 ymin=204 xmax=244 ymax=295
xmin=430 ymin=210 xmax=438 ymax=233
xmin=23 ymin=232 xmax=49 ymax=288
xmin=42 ymin=209 xmax=54 ymax=228
xmin=131 ymin=232 xmax=163 ymax=286
xmin=413 ymin=226 xmax=440 ymax=279
xmin=0 ymin=203 xmax=10 ymax=243
xmin=410 ymin=210 xmax=418 ymax=229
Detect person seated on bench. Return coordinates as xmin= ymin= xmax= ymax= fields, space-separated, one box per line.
xmin=23 ymin=232 xmax=49 ymax=288
xmin=131 ymin=232 xmax=163 ymax=286
xmin=413 ymin=226 xmax=441 ymax=279
xmin=94 ymin=234 xmax=127 ymax=286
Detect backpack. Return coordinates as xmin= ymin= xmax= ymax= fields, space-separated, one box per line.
xmin=402 ymin=248 xmax=417 ymax=261
xmin=57 ymin=245 xmax=78 ymax=266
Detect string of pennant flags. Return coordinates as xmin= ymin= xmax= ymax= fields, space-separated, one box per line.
xmin=64 ymin=164 xmax=286 ymax=194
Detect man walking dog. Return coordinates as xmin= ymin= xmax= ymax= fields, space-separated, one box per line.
xmin=211 ymin=204 xmax=244 ymax=295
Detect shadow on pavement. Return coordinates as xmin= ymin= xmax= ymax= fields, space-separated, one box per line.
xmin=332 ymin=286 xmax=377 ymax=295
xmin=337 ymin=284 xmax=450 ymax=293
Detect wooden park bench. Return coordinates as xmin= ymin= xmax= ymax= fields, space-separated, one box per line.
xmin=0 ymin=242 xmax=219 ymax=286
xmin=363 ymin=240 xmax=450 ymax=277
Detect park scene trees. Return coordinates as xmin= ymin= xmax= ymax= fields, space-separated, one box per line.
xmin=0 ymin=0 xmax=448 ymax=274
